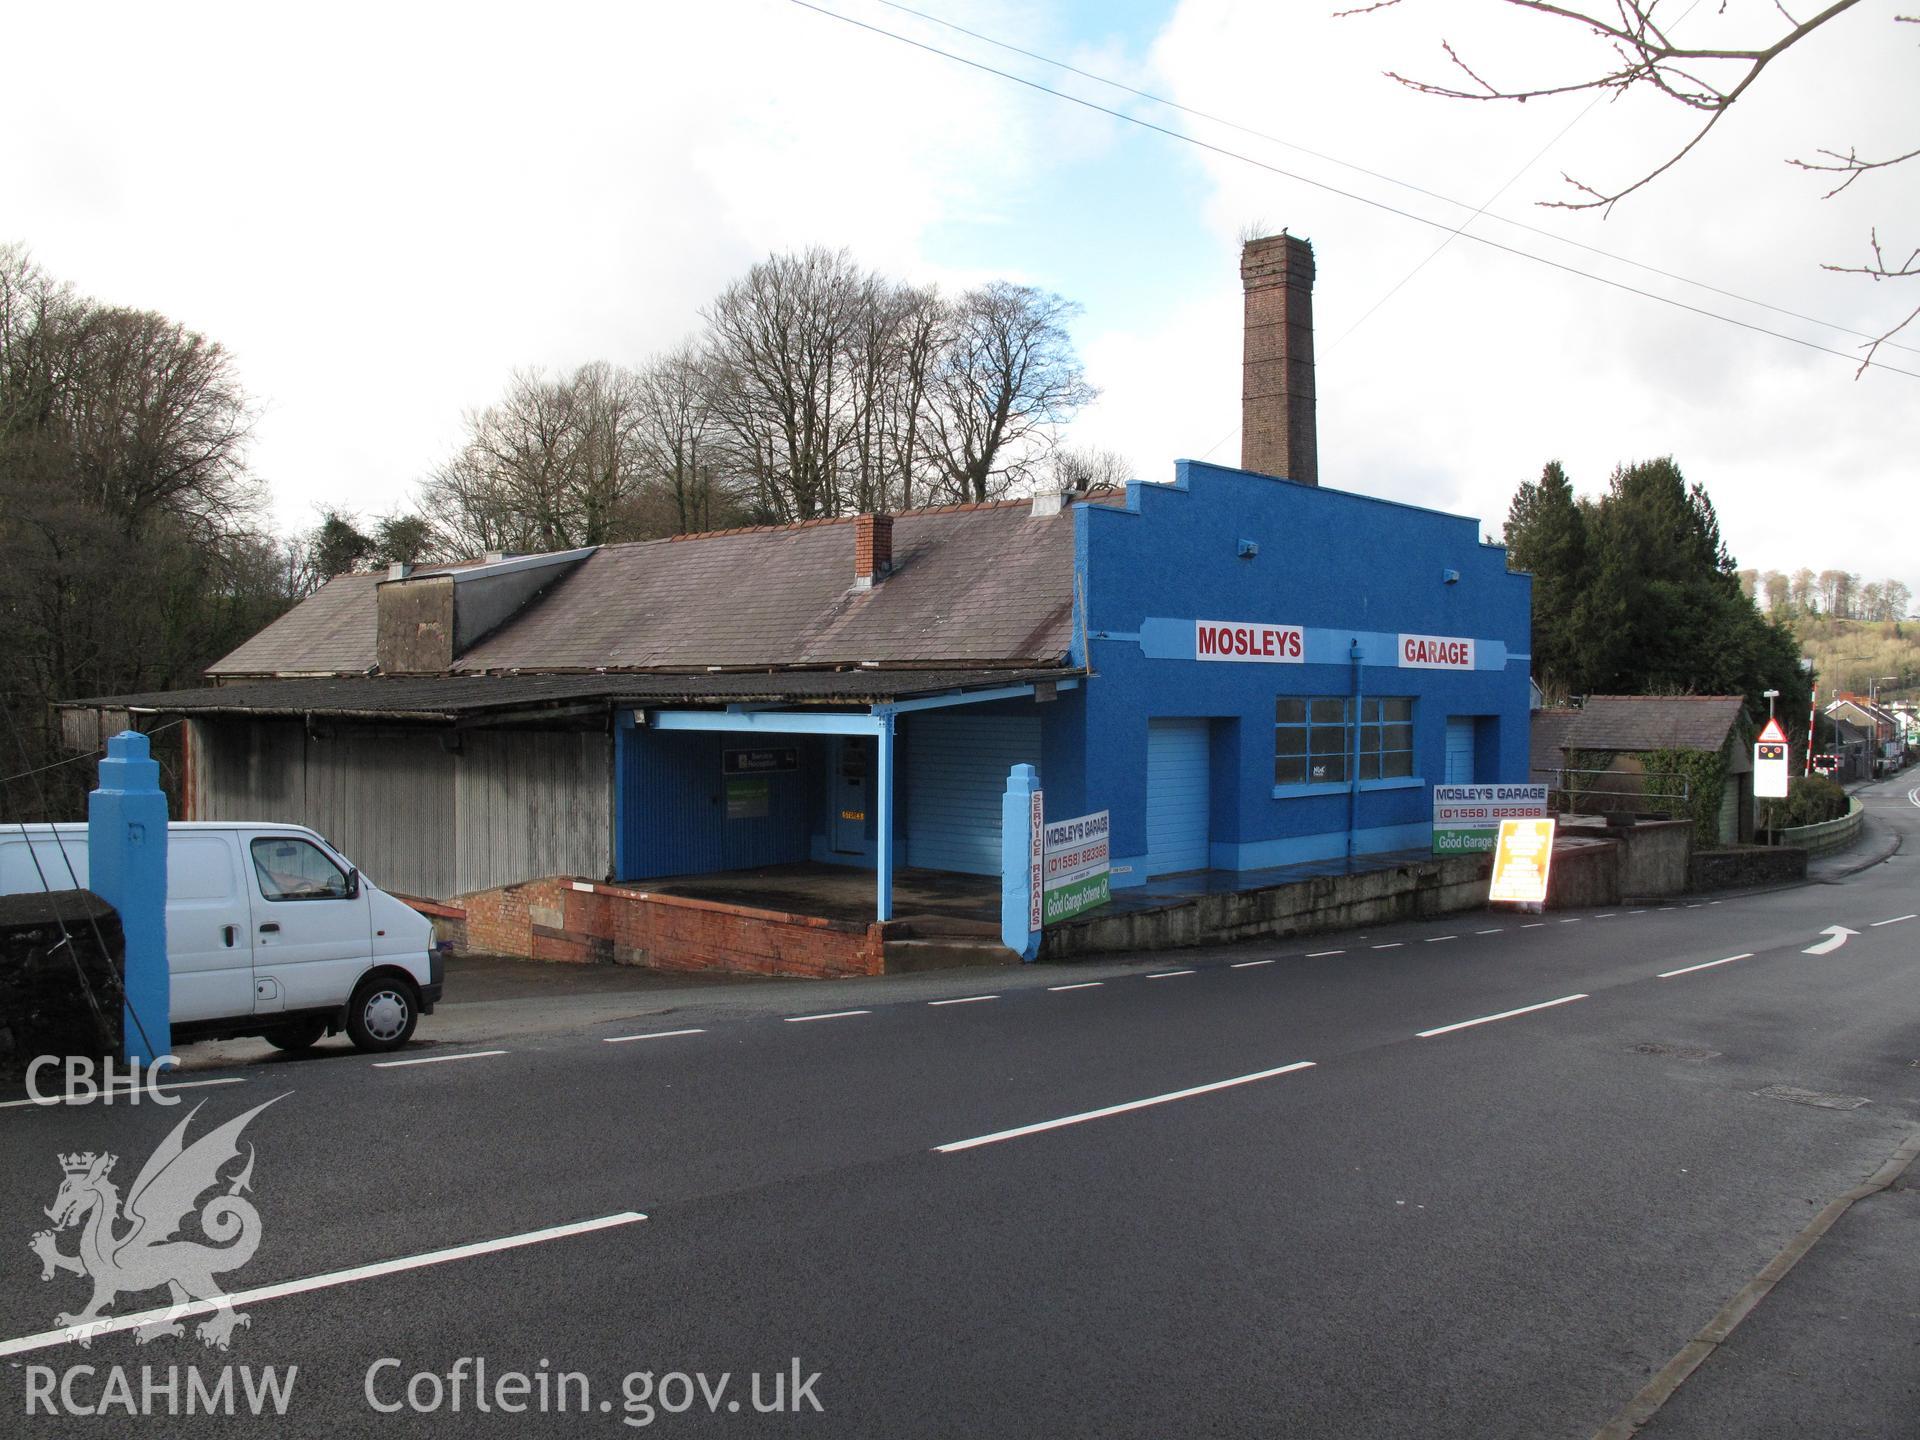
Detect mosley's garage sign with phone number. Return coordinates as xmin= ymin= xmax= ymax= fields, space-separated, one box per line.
xmin=1432 ymin=784 xmax=1548 ymax=855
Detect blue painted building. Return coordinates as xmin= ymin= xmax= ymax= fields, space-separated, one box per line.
xmin=78 ymin=236 xmax=1533 ymax=929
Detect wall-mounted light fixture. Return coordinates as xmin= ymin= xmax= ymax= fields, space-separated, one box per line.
xmin=1442 ymin=568 xmax=1460 ymax=585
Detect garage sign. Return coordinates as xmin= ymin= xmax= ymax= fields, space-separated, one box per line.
xmin=1195 ymin=620 xmax=1304 ymax=663
xmin=1398 ymin=634 xmax=1475 ymax=669
xmin=1041 ymin=810 xmax=1111 ymax=923
xmin=1432 ymin=784 xmax=1548 ymax=855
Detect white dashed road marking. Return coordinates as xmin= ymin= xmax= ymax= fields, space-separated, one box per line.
xmin=1231 ymin=959 xmax=1275 ymax=968
xmin=936 ymin=1062 xmax=1316 ymax=1153
xmin=1871 ymin=914 xmax=1916 ymax=927
xmin=1659 ymin=953 xmax=1754 ymax=979
xmin=1048 ymin=981 xmax=1103 ymax=992
xmin=374 ymin=1050 xmax=507 ymax=1069
xmin=1416 ymin=994 xmax=1589 ymax=1039
xmin=604 ymin=1029 xmax=706 ymax=1044
xmin=1147 ymin=969 xmax=1195 ymax=979
xmin=785 ymin=1010 xmax=871 ymax=1023
xmin=930 ymin=995 xmax=999 ymax=1006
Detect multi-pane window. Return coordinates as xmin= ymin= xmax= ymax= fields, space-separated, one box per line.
xmin=1274 ymin=696 xmax=1414 ymax=785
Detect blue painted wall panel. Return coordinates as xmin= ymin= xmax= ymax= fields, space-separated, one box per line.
xmin=906 ymin=713 xmax=1041 ymax=876
xmin=1076 ymin=461 xmax=1533 ymax=883
xmin=618 ymin=730 xmax=816 ymax=880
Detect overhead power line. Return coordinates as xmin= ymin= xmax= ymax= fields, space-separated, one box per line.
xmin=790 ymin=0 xmax=1920 ymax=382
xmin=870 ymin=0 xmax=1916 ymax=361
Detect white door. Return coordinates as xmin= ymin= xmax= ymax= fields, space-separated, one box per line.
xmin=166 ymin=836 xmax=256 ymax=1024
xmin=244 ymin=834 xmax=371 ymax=1014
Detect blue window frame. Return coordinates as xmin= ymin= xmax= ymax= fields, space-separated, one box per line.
xmin=1275 ymin=696 xmax=1414 ymax=785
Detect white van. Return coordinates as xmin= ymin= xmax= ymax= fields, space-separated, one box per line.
xmin=0 ymin=822 xmax=441 ymax=1053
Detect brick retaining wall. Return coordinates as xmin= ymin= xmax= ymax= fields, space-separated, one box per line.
xmin=455 ymin=877 xmax=885 ymax=978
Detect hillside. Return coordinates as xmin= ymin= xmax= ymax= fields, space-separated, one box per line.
xmin=1793 ymin=614 xmax=1920 ymax=702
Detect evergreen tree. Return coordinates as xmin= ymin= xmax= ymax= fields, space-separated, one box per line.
xmin=1502 ymin=460 xmax=1588 ymax=692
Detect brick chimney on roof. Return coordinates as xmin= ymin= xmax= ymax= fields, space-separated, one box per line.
xmin=1240 ymin=233 xmax=1317 ymax=486
xmin=854 ymin=512 xmax=893 ymax=589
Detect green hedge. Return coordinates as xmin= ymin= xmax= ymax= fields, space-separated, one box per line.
xmin=1758 ymin=774 xmax=1849 ymax=829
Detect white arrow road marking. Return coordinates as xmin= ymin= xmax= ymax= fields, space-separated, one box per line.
xmin=1803 ymin=926 xmax=1859 ymax=956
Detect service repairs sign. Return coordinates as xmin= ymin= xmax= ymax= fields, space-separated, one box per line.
xmin=1195 ymin=620 xmax=1304 ymax=663
xmin=1398 ymin=634 xmax=1475 ymax=669
xmin=1432 ymin=784 xmax=1549 ymax=855
xmin=1041 ymin=810 xmax=1111 ymax=924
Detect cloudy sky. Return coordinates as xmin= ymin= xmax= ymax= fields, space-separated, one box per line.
xmin=10 ymin=0 xmax=1916 ymax=597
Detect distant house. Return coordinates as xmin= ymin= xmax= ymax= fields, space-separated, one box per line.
xmin=1825 ymin=696 xmax=1906 ymax=775
xmin=1529 ymin=695 xmax=1754 ymax=844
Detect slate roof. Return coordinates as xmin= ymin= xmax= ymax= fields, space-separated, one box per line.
xmin=209 ymin=499 xmax=1085 ymax=679
xmin=209 ymin=559 xmax=488 ymax=677
xmin=1534 ymin=695 xmax=1748 ymax=756
xmin=72 ymin=668 xmax=1082 ymax=722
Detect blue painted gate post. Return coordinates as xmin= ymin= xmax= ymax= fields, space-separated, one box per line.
xmin=1000 ymin=764 xmax=1042 ymax=961
xmin=88 ymin=731 xmax=170 ymax=1064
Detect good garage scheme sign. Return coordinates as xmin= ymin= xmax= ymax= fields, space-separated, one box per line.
xmin=1195 ymin=619 xmax=1304 ymax=663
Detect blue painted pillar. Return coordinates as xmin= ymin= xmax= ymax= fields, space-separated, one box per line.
xmin=875 ymin=714 xmax=896 ymax=923
xmin=88 ymin=731 xmax=170 ymax=1064
xmin=1000 ymin=764 xmax=1043 ymax=961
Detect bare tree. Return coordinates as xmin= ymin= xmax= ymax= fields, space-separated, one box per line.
xmin=1353 ymin=1 xmax=1918 ymax=370
xmin=703 ymin=248 xmax=866 ymax=521
xmin=418 ymin=364 xmax=649 ymax=554
xmin=634 ymin=343 xmax=724 ymax=534
xmin=921 ymin=283 xmax=1096 ymax=504
xmin=1045 ymin=444 xmax=1133 ymax=494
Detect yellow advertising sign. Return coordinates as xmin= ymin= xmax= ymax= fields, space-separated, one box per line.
xmin=1488 ymin=817 xmax=1556 ymax=905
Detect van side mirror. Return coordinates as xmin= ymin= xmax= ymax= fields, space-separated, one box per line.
xmin=345 ymin=868 xmax=360 ymax=899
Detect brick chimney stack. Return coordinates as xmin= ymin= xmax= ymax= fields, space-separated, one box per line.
xmin=854 ymin=512 xmax=893 ymax=589
xmin=1240 ymin=233 xmax=1317 ymax=486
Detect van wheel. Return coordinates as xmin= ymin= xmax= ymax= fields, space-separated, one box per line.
xmin=346 ymin=976 xmax=419 ymax=1052
xmin=265 ymin=1019 xmax=327 ymax=1052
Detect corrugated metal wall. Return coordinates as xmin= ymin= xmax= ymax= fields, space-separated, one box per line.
xmin=617 ymin=731 xmax=816 ymax=880
xmin=189 ymin=720 xmax=610 ymax=899
xmin=905 ymin=713 xmax=1041 ymax=876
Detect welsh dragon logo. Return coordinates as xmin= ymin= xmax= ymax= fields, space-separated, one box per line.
xmin=30 ymin=1097 xmax=283 ymax=1349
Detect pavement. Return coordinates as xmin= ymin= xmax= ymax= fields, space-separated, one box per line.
xmin=3 ymin=773 xmax=1918 ymax=1436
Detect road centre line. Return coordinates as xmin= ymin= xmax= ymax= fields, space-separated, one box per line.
xmin=1047 ymin=981 xmax=1103 ymax=992
xmin=1521 ymin=922 xmax=1546 ymax=929
xmin=1475 ymin=929 xmax=1503 ymax=935
xmin=1595 ymin=913 xmax=1617 ymax=919
xmin=1659 ymin=953 xmax=1754 ymax=979
xmin=785 ymin=1010 xmax=870 ymax=1023
xmin=0 ymin=1212 xmax=647 ymax=1358
xmin=373 ymin=1050 xmax=506 ymax=1069
xmin=929 ymin=995 xmax=998 ymax=1006
xmin=1231 ymin=959 xmax=1275 ymax=968
xmin=603 ymin=1029 xmax=706 ymax=1044
xmin=0 ymin=1076 xmax=247 ymax=1109
xmin=1416 ymin=994 xmax=1588 ymax=1039
xmin=1147 ymin=969 xmax=1195 ymax=978
xmin=1871 ymin=914 xmax=1916 ymax=927
xmin=935 ymin=1062 xmax=1316 ymax=1154
xmin=1425 ymin=935 xmax=1457 ymax=943
xmin=1630 ymin=909 xmax=1647 ymax=915
xmin=1307 ymin=949 xmax=1344 ymax=957
xmin=1373 ymin=943 xmax=1403 ymax=950
xmin=1560 ymin=918 xmax=1581 ymax=924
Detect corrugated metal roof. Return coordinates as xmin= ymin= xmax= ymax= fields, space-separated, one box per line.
xmin=71 ymin=668 xmax=1084 ymax=721
xmin=209 ymin=499 xmax=1082 ymax=678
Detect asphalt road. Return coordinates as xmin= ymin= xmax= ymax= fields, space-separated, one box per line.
xmin=4 ymin=780 xmax=1917 ymax=1438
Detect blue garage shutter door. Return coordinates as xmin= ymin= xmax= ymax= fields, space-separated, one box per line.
xmin=1146 ymin=719 xmax=1210 ymax=876
xmin=906 ymin=713 xmax=1042 ymax=876
xmin=1444 ymin=718 xmax=1475 ymax=785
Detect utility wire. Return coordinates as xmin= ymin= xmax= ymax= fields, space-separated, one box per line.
xmin=867 ymin=0 xmax=1919 ymax=360
xmin=800 ymin=0 xmax=1919 ymax=379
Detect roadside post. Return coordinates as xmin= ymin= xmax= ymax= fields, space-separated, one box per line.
xmin=1000 ymin=764 xmax=1043 ymax=961
xmin=87 ymin=730 xmax=171 ymax=1064
xmin=1755 ymin=715 xmax=1790 ymax=847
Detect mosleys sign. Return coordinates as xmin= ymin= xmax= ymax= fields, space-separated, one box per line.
xmin=1195 ymin=620 xmax=1304 ymax=663
xmin=1397 ymin=634 xmax=1475 ymax=670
